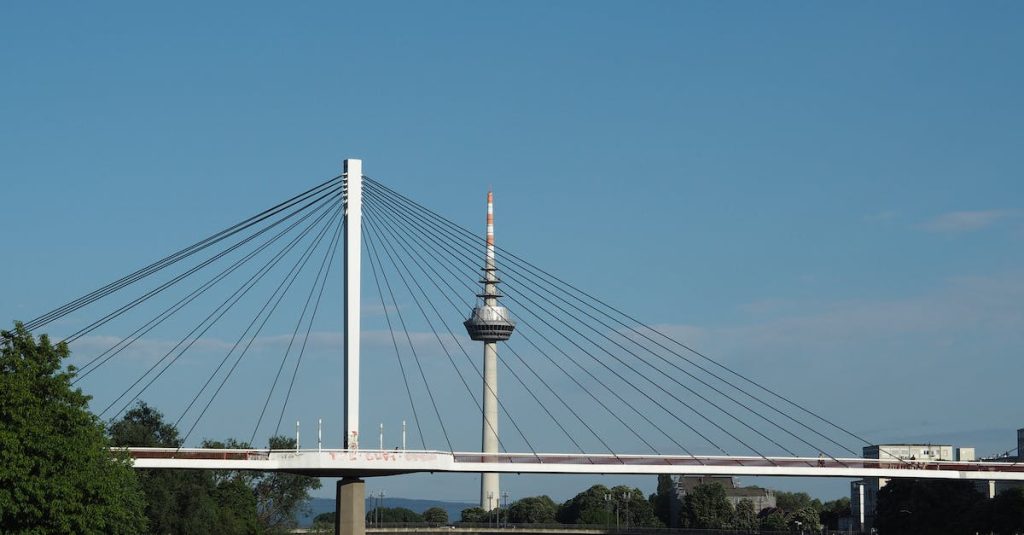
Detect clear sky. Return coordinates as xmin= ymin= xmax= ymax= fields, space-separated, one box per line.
xmin=2 ymin=2 xmax=1023 ymax=503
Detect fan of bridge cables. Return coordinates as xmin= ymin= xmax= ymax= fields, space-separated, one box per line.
xmin=15 ymin=172 xmax=881 ymax=463
xmin=17 ymin=176 xmax=345 ymax=448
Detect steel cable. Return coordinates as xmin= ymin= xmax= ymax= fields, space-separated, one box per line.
xmin=364 ymin=193 xmax=699 ymax=457
xmin=72 ymin=186 xmax=340 ymax=383
xmin=178 ymin=206 xmax=343 ymax=446
xmin=26 ymin=176 xmax=341 ymax=332
xmin=364 ymin=210 xmax=535 ymax=455
xmin=251 ymin=214 xmax=345 ymax=445
xmin=364 ymin=177 xmax=872 ymax=456
xmin=100 ymin=198 xmax=340 ymax=419
xmin=364 ymin=222 xmax=454 ymax=452
xmin=365 ymin=198 xmax=621 ymax=457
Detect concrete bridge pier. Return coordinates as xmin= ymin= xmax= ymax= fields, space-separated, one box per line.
xmin=336 ymin=477 xmax=365 ymax=535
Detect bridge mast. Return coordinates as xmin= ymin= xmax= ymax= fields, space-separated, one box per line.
xmin=339 ymin=159 xmax=366 ymax=535
xmin=464 ymin=190 xmax=516 ymax=511
xmin=343 ymin=159 xmax=361 ymax=450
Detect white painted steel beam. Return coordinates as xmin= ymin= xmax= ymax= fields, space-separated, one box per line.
xmin=343 ymin=159 xmax=361 ymax=450
xmin=123 ymin=448 xmax=1024 ymax=481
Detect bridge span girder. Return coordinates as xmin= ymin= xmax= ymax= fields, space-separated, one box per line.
xmin=123 ymin=448 xmax=1024 ymax=481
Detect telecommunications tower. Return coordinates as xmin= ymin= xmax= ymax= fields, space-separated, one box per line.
xmin=463 ymin=191 xmax=515 ymax=510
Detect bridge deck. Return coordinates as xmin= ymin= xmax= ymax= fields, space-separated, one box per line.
xmin=121 ymin=448 xmax=1024 ymax=480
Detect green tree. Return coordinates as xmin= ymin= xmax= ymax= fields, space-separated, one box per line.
xmin=611 ymin=485 xmax=660 ymax=527
xmin=312 ymin=511 xmax=335 ymax=524
xmin=200 ymin=439 xmax=259 ymax=535
xmin=775 ymin=490 xmax=821 ymax=514
xmin=557 ymin=484 xmax=614 ymax=525
xmin=786 ymin=505 xmax=822 ymax=532
xmin=110 ymin=402 xmax=225 ymax=534
xmin=557 ymin=484 xmax=658 ymax=527
xmin=988 ymin=487 xmax=1024 ymax=535
xmin=460 ymin=507 xmax=488 ymax=523
xmin=874 ymin=479 xmax=982 ymax=535
xmin=759 ymin=509 xmax=787 ymax=531
xmin=310 ymin=511 xmax=335 ymax=533
xmin=650 ymin=474 xmax=679 ymax=527
xmin=732 ymin=498 xmax=758 ymax=532
xmin=108 ymin=400 xmax=181 ymax=447
xmin=818 ymin=497 xmax=850 ymax=530
xmin=368 ymin=506 xmax=423 ymax=522
xmin=255 ymin=435 xmax=322 ymax=533
xmin=508 ymin=495 xmax=558 ymax=524
xmin=212 ymin=476 xmax=259 ymax=535
xmin=681 ymin=482 xmax=733 ymax=529
xmin=0 ymin=324 xmax=147 ymax=534
xmin=422 ymin=506 xmax=449 ymax=524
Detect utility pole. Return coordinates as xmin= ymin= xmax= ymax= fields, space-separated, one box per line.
xmin=621 ymin=492 xmax=630 ymax=529
xmin=501 ymin=491 xmax=509 ymax=527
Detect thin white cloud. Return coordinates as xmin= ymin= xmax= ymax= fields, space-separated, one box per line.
xmin=919 ymin=210 xmax=1015 ymax=233
xmin=649 ymin=272 xmax=1024 ymax=364
xmin=69 ymin=329 xmax=466 ymax=365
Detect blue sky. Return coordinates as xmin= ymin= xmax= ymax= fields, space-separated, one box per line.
xmin=2 ymin=2 xmax=1023 ymax=503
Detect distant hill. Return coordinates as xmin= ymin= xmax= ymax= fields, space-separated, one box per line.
xmin=299 ymin=497 xmax=477 ymax=527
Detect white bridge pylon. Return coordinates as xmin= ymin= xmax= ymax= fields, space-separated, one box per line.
xmin=342 ymin=159 xmax=361 ymax=451
xmin=125 ymin=448 xmax=1024 ymax=481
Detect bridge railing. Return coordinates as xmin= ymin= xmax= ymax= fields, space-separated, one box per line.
xmin=119 ymin=447 xmax=1024 ymax=475
xmin=449 ymin=451 xmax=1024 ymax=473
xmin=118 ymin=447 xmax=271 ymax=461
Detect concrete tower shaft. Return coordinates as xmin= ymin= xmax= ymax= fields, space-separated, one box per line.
xmin=463 ymin=190 xmax=514 ymax=511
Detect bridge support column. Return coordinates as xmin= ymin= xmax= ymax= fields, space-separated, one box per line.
xmin=343 ymin=158 xmax=362 ymax=450
xmin=335 ymin=477 xmax=365 ymax=535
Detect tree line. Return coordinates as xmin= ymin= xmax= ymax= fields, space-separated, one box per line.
xmin=874 ymin=479 xmax=1024 ymax=535
xmin=656 ymin=475 xmax=848 ymax=532
xmin=349 ymin=476 xmax=1024 ymax=535
xmin=452 ymin=477 xmax=846 ymax=532
xmin=313 ymin=477 xmax=847 ymax=533
xmin=1 ymin=324 xmax=320 ymax=534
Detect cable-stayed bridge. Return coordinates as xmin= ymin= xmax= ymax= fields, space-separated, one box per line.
xmin=11 ymin=158 xmax=1023 ymax=535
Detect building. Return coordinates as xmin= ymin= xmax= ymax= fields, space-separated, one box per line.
xmin=675 ymin=476 xmax=776 ymax=513
xmin=850 ymin=443 xmax=955 ymax=532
